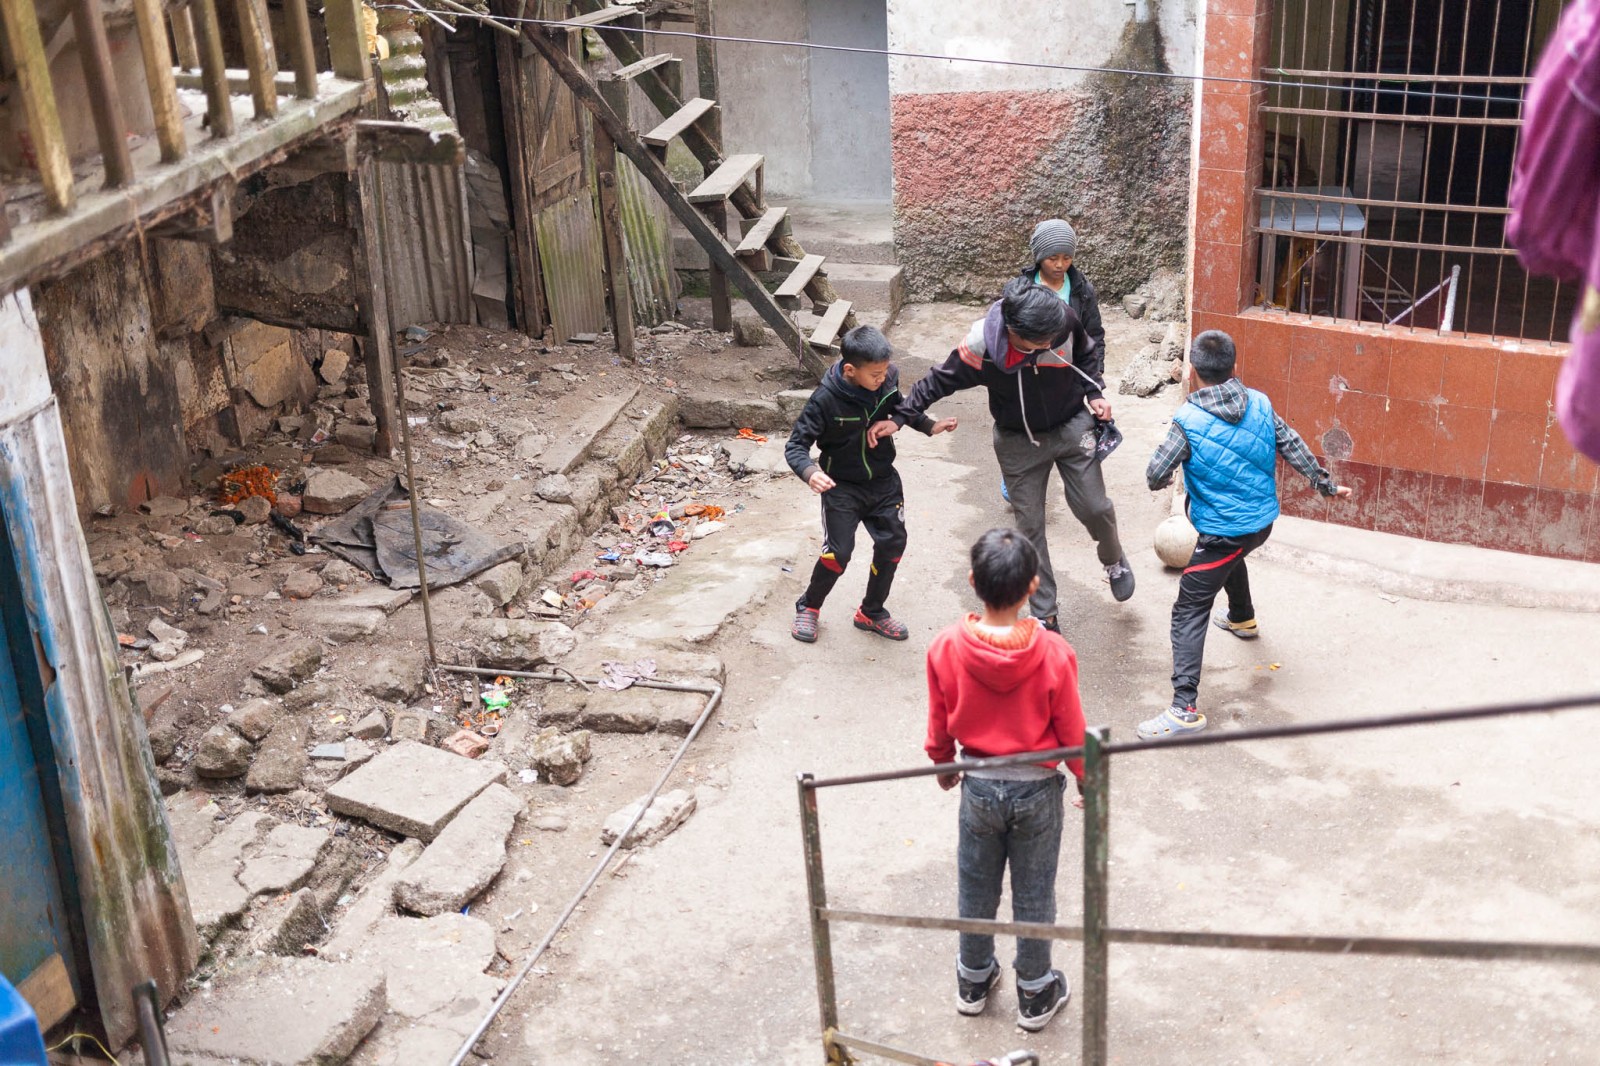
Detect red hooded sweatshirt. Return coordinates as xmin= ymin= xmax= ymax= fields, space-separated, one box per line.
xmin=925 ymin=616 xmax=1086 ymax=779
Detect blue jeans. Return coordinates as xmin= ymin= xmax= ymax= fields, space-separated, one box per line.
xmin=957 ymin=774 xmax=1066 ymax=983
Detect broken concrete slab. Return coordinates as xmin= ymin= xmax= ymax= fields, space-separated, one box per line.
xmin=282 ymin=570 xmax=323 ymax=599
xmin=245 ymin=887 xmax=325 ymax=956
xmin=226 ymin=697 xmax=281 ymax=743
xmin=315 ymin=607 xmax=386 ymax=644
xmin=538 ymin=386 xmax=641 ymax=475
xmin=303 ymin=469 xmax=370 ymax=514
xmin=350 ymin=914 xmax=502 ymax=1032
xmin=580 ymin=689 xmax=703 ymax=737
xmin=777 ymin=388 xmax=812 ymax=421
xmin=237 ymin=821 xmax=331 ymax=895
xmin=246 ymin=717 xmax=310 ymax=794
xmin=253 ymin=640 xmax=323 ymax=693
xmin=538 ymin=687 xmax=588 ymax=728
xmin=165 ymin=957 xmax=385 ymax=1065
xmin=474 ymin=560 xmax=524 ymax=606
xmin=463 ymin=618 xmax=577 ymax=670
xmin=323 ymin=839 xmax=426 ymax=957
xmin=147 ymin=617 xmax=189 ymax=650
xmin=333 ymin=585 xmax=415 ymax=615
xmin=441 ymin=729 xmax=489 ymax=759
xmin=350 ymin=709 xmax=388 ymax=741
xmin=363 ymin=655 xmax=423 ymax=702
xmin=530 ymin=727 xmax=591 ymax=785
xmin=389 ymin=707 xmax=428 ymax=743
xmin=739 ymin=441 xmax=793 ymax=478
xmin=326 ymin=741 xmax=507 ymax=841
xmin=533 ymin=472 xmax=573 ymax=503
xmin=719 ymin=437 xmax=760 ymax=472
xmin=179 ymin=811 xmax=272 ymax=932
xmin=285 ymin=678 xmax=340 ymax=713
xmin=194 ymin=725 xmax=254 ymax=778
xmin=393 ymin=784 xmax=523 ymax=916
xmin=680 ymin=394 xmax=786 ymax=431
xmin=601 ymin=788 xmax=697 ymax=849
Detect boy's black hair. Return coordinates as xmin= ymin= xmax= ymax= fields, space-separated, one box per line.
xmin=840 ymin=325 xmax=893 ymax=367
xmin=1000 ymin=276 xmax=1068 ymax=343
xmin=970 ymin=527 xmax=1039 ymax=609
xmin=1190 ymin=330 xmax=1237 ymax=384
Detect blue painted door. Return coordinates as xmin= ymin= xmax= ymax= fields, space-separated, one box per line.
xmin=0 ymin=526 xmax=73 ymax=1007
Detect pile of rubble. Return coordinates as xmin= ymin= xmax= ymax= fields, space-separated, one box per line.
xmin=104 ymin=321 xmax=805 ymax=1062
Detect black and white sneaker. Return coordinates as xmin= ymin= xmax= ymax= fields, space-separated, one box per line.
xmin=1016 ymin=969 xmax=1070 ymax=1031
xmin=1105 ymin=555 xmax=1135 ymax=602
xmin=957 ymin=966 xmax=999 ymax=1016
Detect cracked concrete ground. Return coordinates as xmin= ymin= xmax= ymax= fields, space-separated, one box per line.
xmin=455 ymin=304 xmax=1600 ymax=1065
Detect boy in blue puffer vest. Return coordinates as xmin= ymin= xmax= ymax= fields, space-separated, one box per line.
xmin=1139 ymin=330 xmax=1351 ymax=740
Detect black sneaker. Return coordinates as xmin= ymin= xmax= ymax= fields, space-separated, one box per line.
xmin=1105 ymin=555 xmax=1135 ymax=602
xmin=1040 ymin=615 xmax=1061 ymax=634
xmin=1016 ymin=969 xmax=1070 ymax=1031
xmin=957 ymin=966 xmax=999 ymax=1016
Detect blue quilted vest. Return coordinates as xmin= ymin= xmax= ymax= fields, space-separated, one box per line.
xmin=1174 ymin=389 xmax=1280 ymax=536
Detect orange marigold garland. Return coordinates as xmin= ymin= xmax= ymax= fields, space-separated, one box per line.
xmin=218 ymin=465 xmax=280 ymax=505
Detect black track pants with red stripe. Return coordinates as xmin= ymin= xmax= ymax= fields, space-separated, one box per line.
xmin=799 ymin=474 xmax=907 ymax=619
xmin=1170 ymin=523 xmax=1274 ymax=709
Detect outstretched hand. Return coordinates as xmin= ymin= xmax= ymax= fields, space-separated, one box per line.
xmin=866 ymin=420 xmax=899 ymax=447
xmin=931 ymin=417 xmax=959 ymax=435
xmin=1333 ymin=485 xmax=1353 ymax=498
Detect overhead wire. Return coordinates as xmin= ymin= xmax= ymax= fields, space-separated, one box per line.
xmin=371 ymin=4 xmax=1535 ymax=109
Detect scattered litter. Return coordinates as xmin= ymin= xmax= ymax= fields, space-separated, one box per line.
xmin=130 ymin=649 xmax=204 ymax=678
xmin=541 ymin=589 xmax=565 ymax=608
xmin=597 ymin=550 xmax=621 ymax=563
xmin=647 ymin=515 xmax=675 ymax=537
xmin=633 ymin=551 xmax=674 ymax=568
xmin=1268 ymin=663 xmax=1281 ymax=671
xmin=117 ymin=632 xmax=138 ymax=647
xmin=569 ymin=569 xmax=601 ymax=584
xmin=598 ymin=659 xmax=658 ymax=692
xmin=251 ymin=623 xmax=269 ymax=635
xmin=735 ymin=428 xmax=767 ymax=443
xmin=666 ymin=540 xmax=690 ymax=553
xmin=480 ymin=679 xmax=513 ymax=714
xmin=218 ymin=465 xmax=279 ymax=505
xmin=518 ymin=768 xmax=539 ymax=784
xmin=311 ymin=743 xmax=346 ymax=760
xmin=690 ymin=521 xmax=725 ymax=540
xmin=402 ymin=325 xmax=433 ymax=342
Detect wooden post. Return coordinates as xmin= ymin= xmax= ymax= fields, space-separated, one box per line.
xmin=0 ymin=0 xmax=76 ymax=213
xmin=352 ymin=162 xmax=400 ymax=456
xmin=170 ymin=4 xmax=200 ymax=70
xmin=692 ymin=0 xmax=721 ymax=146
xmin=189 ymin=0 xmax=235 ymax=138
xmin=280 ymin=0 xmax=319 ymax=99
xmin=70 ymin=0 xmax=135 ymax=187
xmin=706 ymin=199 xmax=731 ymax=332
xmin=233 ymin=0 xmax=279 ymax=119
xmin=323 ymin=0 xmax=373 ymax=82
xmin=131 ymin=0 xmax=188 ymax=162
xmin=492 ymin=3 xmax=547 ymax=335
xmin=594 ymin=133 xmax=635 ymax=361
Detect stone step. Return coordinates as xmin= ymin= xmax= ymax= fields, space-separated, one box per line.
xmin=814 ymin=262 xmax=904 ymax=320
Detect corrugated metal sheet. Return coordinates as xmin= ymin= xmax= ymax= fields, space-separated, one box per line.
xmin=0 ymin=292 xmax=198 ymax=1047
xmin=372 ymin=159 xmax=475 ymax=329
xmin=534 ymin=192 xmax=609 ymax=342
xmin=615 ymin=157 xmax=676 ymax=326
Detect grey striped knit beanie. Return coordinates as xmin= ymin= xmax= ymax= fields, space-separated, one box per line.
xmin=1029 ymin=219 xmax=1077 ymax=263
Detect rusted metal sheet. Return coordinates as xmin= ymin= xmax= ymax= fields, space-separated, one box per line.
xmin=533 ymin=192 xmax=608 ymax=342
xmin=614 ymin=157 xmax=675 ymax=326
xmin=0 ymin=291 xmax=199 ymax=1048
xmin=371 ymin=159 xmax=474 ymax=329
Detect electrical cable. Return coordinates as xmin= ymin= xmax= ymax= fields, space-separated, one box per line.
xmin=370 ymin=4 xmax=1535 ymax=108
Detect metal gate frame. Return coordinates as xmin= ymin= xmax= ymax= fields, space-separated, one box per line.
xmin=798 ymin=692 xmax=1600 ymax=1066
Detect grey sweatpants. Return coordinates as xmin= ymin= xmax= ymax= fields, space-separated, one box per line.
xmin=993 ymin=408 xmax=1123 ymax=620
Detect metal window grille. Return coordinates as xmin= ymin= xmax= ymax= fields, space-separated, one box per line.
xmin=1255 ymin=0 xmax=1577 ymax=342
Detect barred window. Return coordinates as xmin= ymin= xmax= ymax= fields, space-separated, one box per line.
xmin=1257 ymin=0 xmax=1576 ymax=342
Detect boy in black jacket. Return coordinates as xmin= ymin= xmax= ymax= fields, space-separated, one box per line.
xmin=785 ymin=326 xmax=956 ymax=643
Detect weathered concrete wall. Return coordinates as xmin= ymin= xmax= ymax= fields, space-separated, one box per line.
xmin=716 ymin=0 xmax=814 ymax=197
xmin=887 ymin=4 xmax=1197 ymax=302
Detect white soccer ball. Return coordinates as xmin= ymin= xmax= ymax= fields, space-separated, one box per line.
xmin=1154 ymin=513 xmax=1198 ymax=570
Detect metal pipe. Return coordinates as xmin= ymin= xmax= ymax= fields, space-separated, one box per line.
xmin=1105 ymin=928 xmax=1600 ymax=964
xmin=817 ymin=907 xmax=1084 ymax=943
xmin=797 ymin=773 xmax=846 ymax=1062
xmin=445 ymin=677 xmax=723 ymax=1066
xmin=1081 ymin=727 xmax=1110 ymax=1066
xmin=829 ymin=1031 xmax=940 ymax=1066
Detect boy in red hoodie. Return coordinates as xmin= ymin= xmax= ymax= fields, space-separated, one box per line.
xmin=925 ymin=527 xmax=1086 ymax=1032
